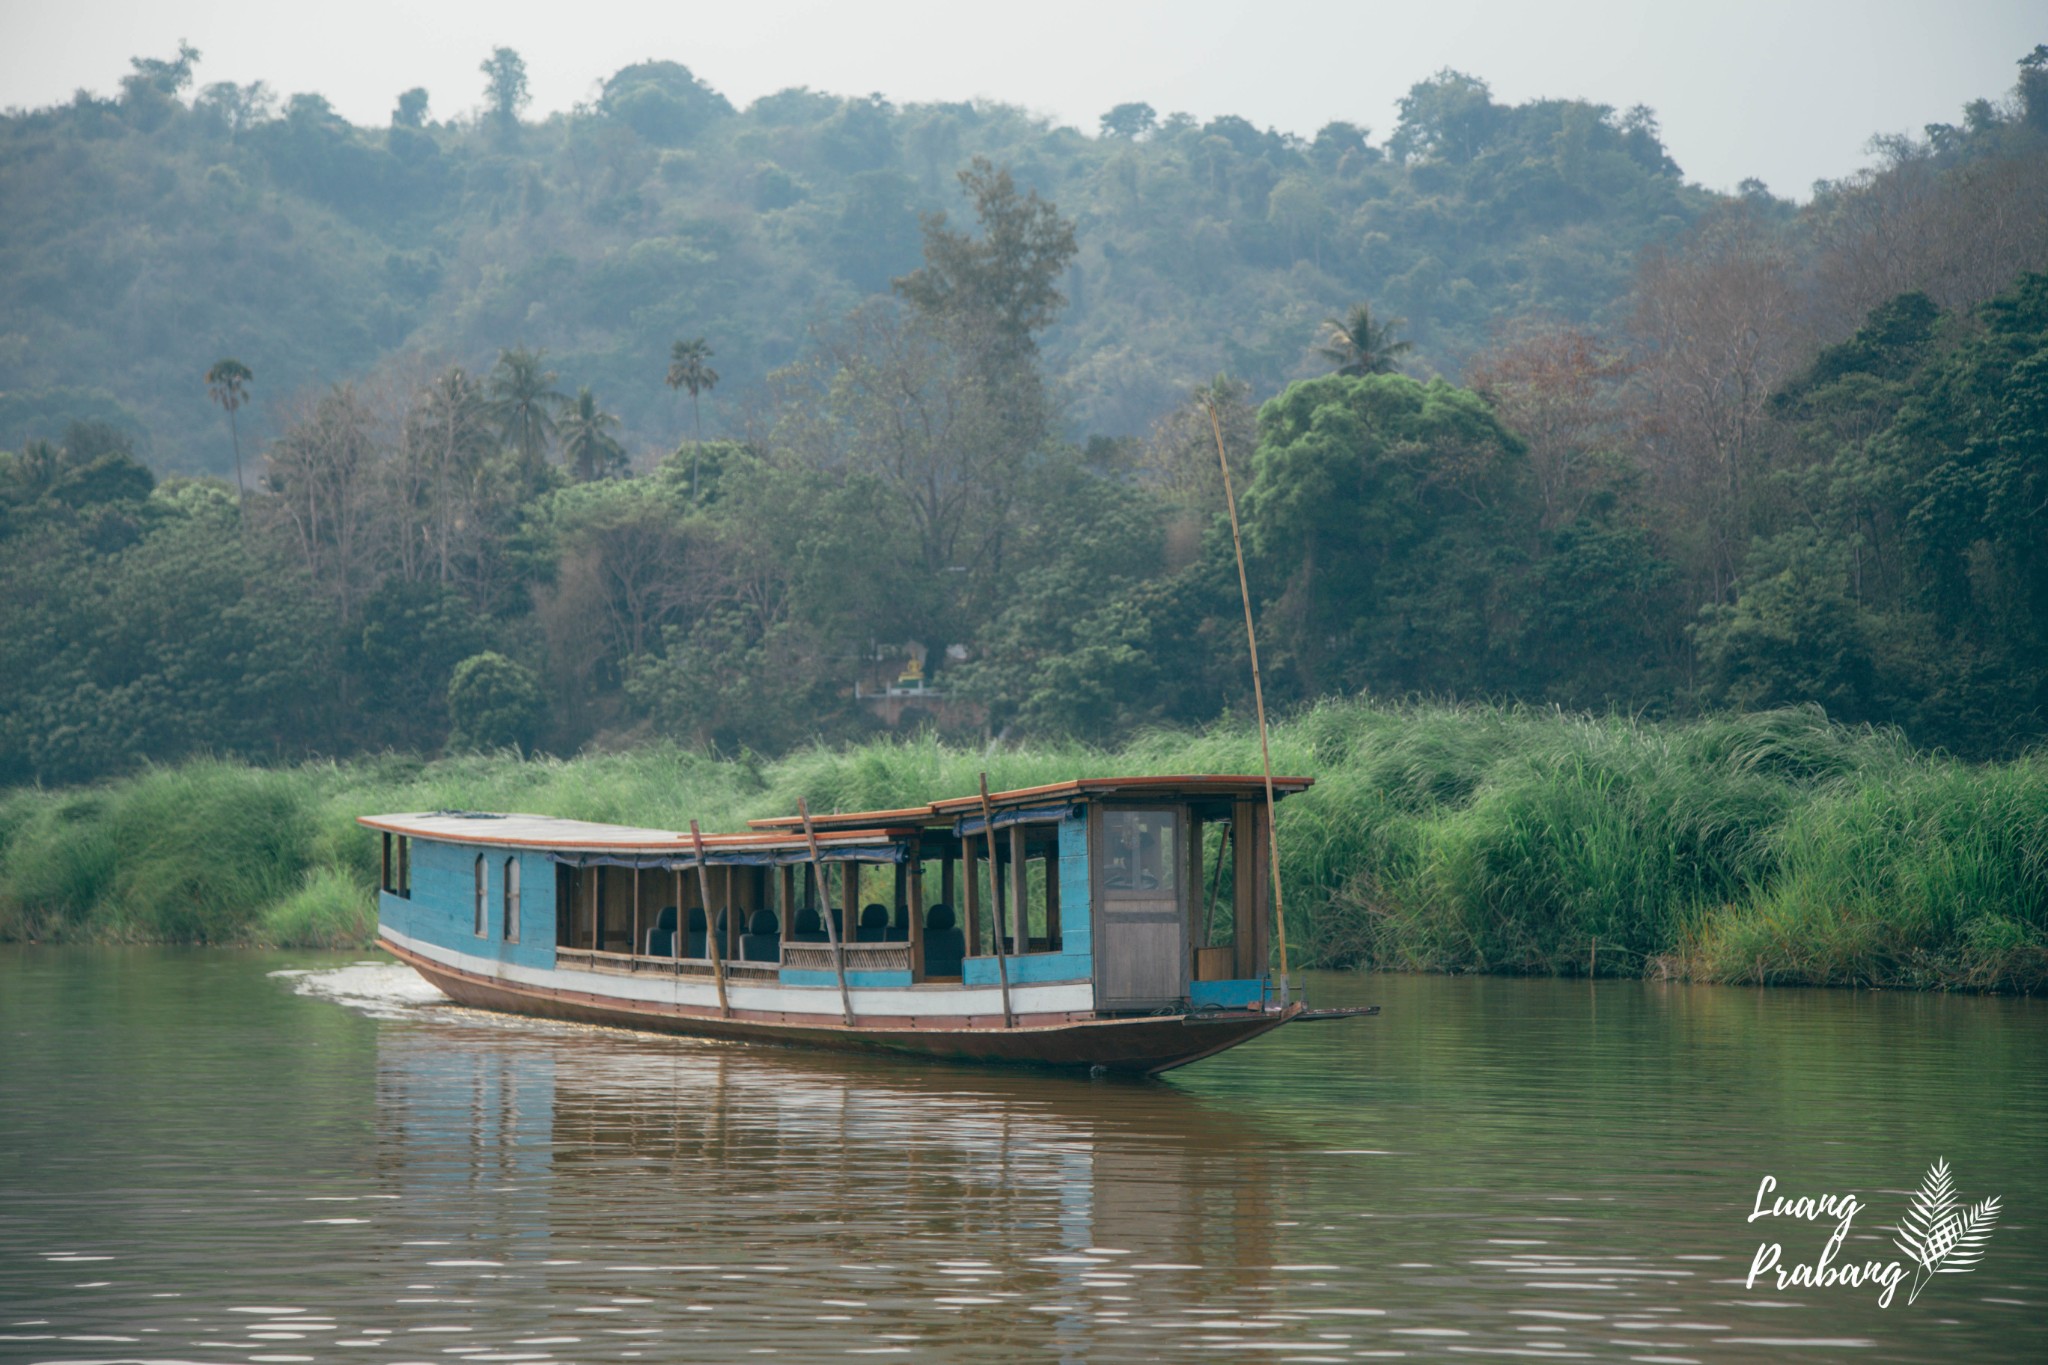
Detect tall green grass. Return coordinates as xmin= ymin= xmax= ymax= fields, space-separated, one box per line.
xmin=1 ymin=700 xmax=2041 ymax=990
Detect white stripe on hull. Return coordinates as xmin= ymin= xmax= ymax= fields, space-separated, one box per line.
xmin=382 ymin=924 xmax=1095 ymax=1019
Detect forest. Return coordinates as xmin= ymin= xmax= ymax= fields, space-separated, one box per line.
xmin=3 ymin=45 xmax=2046 ymax=784
xmin=1 ymin=45 xmax=2046 ymax=983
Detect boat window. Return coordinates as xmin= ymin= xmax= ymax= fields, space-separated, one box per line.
xmin=503 ymin=857 xmax=520 ymax=943
xmin=381 ymin=834 xmax=411 ymax=898
xmin=474 ymin=855 xmax=488 ymax=937
xmin=1102 ymin=810 xmax=1177 ymax=895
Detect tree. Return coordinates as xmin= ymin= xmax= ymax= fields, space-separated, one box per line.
xmin=1468 ymin=327 xmax=1632 ymax=530
xmin=485 ymin=347 xmax=564 ymax=476
xmin=1137 ymin=374 xmax=1255 ymax=519
xmin=479 ymin=47 xmax=529 ymax=137
xmin=560 ymin=386 xmax=627 ymax=482
xmin=399 ymin=366 xmax=497 ymax=588
xmin=447 ymin=651 xmax=546 ymax=753
xmin=392 ymin=87 xmax=429 ymax=129
xmin=1388 ymin=69 xmax=1498 ymax=164
xmin=893 ymin=156 xmax=1079 ymax=369
xmin=261 ymin=383 xmax=382 ymax=624
xmin=1100 ymin=102 xmax=1157 ymax=140
xmin=1240 ymin=373 xmax=1526 ymax=696
xmin=1315 ymin=302 xmax=1413 ymax=377
xmin=205 ymin=358 xmax=254 ymax=497
xmin=1630 ymin=203 xmax=1799 ymax=600
xmin=665 ymin=337 xmax=719 ymax=497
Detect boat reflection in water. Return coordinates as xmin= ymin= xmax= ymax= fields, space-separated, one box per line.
xmin=372 ymin=1013 xmax=1302 ymax=1357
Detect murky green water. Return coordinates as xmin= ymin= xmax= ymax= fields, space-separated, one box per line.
xmin=0 ymin=948 xmax=2042 ymax=1362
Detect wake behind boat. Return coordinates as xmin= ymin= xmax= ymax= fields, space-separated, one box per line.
xmin=363 ymin=775 xmax=1372 ymax=1074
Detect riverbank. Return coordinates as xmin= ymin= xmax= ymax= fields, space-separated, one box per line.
xmin=2 ymin=701 xmax=2042 ymax=991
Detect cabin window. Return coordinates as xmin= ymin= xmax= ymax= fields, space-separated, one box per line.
xmin=381 ymin=834 xmax=411 ymax=898
xmin=474 ymin=855 xmax=488 ymax=937
xmin=503 ymin=857 xmax=520 ymax=943
xmin=1102 ymin=809 xmax=1178 ymax=895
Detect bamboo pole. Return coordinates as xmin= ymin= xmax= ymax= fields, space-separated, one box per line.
xmin=688 ymin=822 xmax=729 ymax=1018
xmin=797 ymin=798 xmax=856 ymax=1026
xmin=1208 ymin=399 xmax=1291 ymax=1002
xmin=977 ymin=773 xmax=1016 ymax=1029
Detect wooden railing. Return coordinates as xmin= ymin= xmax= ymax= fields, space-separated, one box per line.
xmin=554 ymin=947 xmax=778 ymax=981
xmin=779 ymin=941 xmax=912 ymax=975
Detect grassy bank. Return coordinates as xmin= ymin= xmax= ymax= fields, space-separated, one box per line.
xmin=2 ymin=701 xmax=2042 ymax=991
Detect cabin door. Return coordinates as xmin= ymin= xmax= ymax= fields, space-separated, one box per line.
xmin=1095 ymin=807 xmax=1187 ymax=1010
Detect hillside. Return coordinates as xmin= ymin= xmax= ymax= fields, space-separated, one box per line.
xmin=0 ymin=47 xmax=1712 ymax=472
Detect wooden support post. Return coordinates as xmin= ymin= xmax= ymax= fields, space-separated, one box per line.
xmin=631 ymin=865 xmax=642 ymax=960
xmin=942 ymin=854 xmax=957 ymax=915
xmin=797 ymin=798 xmax=856 ymax=1026
xmin=673 ymin=868 xmax=684 ymax=963
xmin=977 ymin=773 xmax=1015 ymax=1029
xmin=962 ymin=839 xmax=981 ymax=956
xmin=1008 ymin=823 xmax=1027 ymax=953
xmin=381 ymin=832 xmax=392 ymax=892
xmin=1233 ymin=800 xmax=1259 ymax=980
xmin=907 ymin=842 xmax=926 ymax=983
xmin=779 ymin=865 xmax=796 ymax=937
xmin=689 ymin=822 xmax=729 ymax=1017
xmin=840 ymin=858 xmax=859 ymax=942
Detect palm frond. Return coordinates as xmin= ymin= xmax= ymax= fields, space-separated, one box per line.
xmin=1893 ymin=1157 xmax=1960 ymax=1265
xmin=1934 ymin=1196 xmax=2001 ymax=1274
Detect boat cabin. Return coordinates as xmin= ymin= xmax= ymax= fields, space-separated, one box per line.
xmin=365 ymin=775 xmax=1308 ymax=1017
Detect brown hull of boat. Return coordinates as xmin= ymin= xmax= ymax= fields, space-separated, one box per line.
xmin=382 ymin=937 xmax=1300 ymax=1075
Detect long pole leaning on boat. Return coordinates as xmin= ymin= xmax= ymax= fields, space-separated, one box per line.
xmin=1206 ymin=398 xmax=1291 ymax=1003
xmin=796 ymin=797 xmax=857 ymax=1026
xmin=976 ymin=772 xmax=1016 ymax=1029
xmin=687 ymin=820 xmax=730 ymax=1018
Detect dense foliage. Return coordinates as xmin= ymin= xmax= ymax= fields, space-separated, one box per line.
xmin=2 ymin=47 xmax=2046 ymax=789
xmin=0 ymin=47 xmax=1715 ymax=469
xmin=3 ymin=702 xmax=2041 ymax=994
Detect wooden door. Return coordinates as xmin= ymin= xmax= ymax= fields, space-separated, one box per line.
xmin=1095 ymin=806 xmax=1187 ymax=1010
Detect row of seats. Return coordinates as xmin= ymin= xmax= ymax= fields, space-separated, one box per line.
xmin=639 ymin=901 xmax=969 ymax=977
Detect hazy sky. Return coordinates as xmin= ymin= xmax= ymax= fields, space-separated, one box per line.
xmin=2 ymin=0 xmax=2038 ymax=197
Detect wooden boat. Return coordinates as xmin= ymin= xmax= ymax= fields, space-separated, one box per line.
xmin=364 ymin=775 xmax=1373 ymax=1075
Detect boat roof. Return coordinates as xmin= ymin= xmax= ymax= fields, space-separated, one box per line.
xmin=359 ymin=776 xmax=1312 ymax=849
xmin=746 ymin=774 xmax=1313 ymax=832
xmin=356 ymin=810 xmax=905 ymax=855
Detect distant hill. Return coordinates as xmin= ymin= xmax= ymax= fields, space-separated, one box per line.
xmin=0 ymin=50 xmax=1717 ymax=474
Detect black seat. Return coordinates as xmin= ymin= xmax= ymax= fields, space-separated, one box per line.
xmin=791 ymin=906 xmax=827 ymax=943
xmin=887 ymin=904 xmax=910 ymax=941
xmin=856 ymin=902 xmax=890 ymax=942
xmin=741 ymin=908 xmax=781 ymax=962
xmin=684 ymin=906 xmax=707 ymax=959
xmin=712 ymin=909 xmax=733 ymax=959
xmin=645 ymin=905 xmax=678 ymax=956
xmin=923 ymin=902 xmax=964 ymax=978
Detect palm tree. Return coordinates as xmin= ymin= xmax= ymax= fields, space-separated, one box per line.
xmin=559 ymin=387 xmax=627 ymax=482
xmin=1315 ymin=303 xmax=1413 ymax=377
xmin=485 ymin=347 xmax=565 ymax=474
xmin=665 ymin=337 xmax=719 ymax=498
xmin=205 ymin=358 xmax=254 ymax=496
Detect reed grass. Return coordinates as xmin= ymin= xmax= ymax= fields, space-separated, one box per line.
xmin=1 ymin=700 xmax=2040 ymax=991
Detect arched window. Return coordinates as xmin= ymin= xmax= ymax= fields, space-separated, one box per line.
xmin=503 ymin=857 xmax=520 ymax=943
xmin=474 ymin=854 xmax=488 ymax=937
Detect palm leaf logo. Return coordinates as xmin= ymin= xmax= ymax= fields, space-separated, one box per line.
xmin=1893 ymin=1158 xmax=2001 ymax=1305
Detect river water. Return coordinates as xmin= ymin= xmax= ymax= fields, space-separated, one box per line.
xmin=0 ymin=948 xmax=2041 ymax=1363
